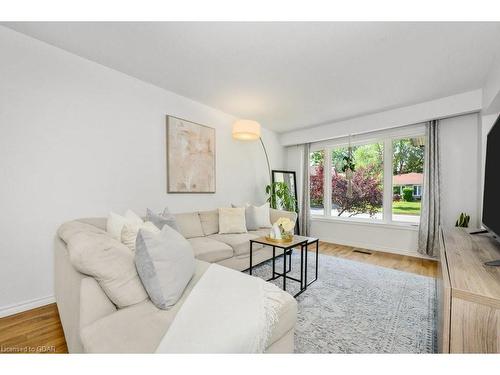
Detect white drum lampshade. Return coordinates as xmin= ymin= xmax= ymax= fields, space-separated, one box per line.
xmin=232 ymin=120 xmax=261 ymax=140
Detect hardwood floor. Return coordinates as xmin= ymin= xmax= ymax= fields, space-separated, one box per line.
xmin=0 ymin=303 xmax=67 ymax=353
xmin=316 ymin=241 xmax=437 ymax=278
xmin=0 ymin=242 xmax=436 ymax=354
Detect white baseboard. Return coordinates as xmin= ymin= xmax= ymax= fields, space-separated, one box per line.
xmin=319 ymin=236 xmax=435 ymax=260
xmin=0 ymin=295 xmax=55 ymax=318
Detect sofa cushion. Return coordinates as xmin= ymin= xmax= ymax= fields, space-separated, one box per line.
xmin=135 ymin=225 xmax=195 ymax=309
xmin=174 ymin=212 xmax=204 ymax=239
xmin=208 ymin=233 xmax=263 ymax=256
xmin=199 ymin=210 xmax=219 ymax=235
xmin=58 ymin=220 xmax=148 ymax=308
xmin=248 ymin=228 xmax=270 ymax=238
xmin=80 ymin=260 xmax=297 ymax=353
xmin=59 ymin=220 xmax=107 ymax=241
xmin=80 ymin=260 xmax=210 ymax=353
xmin=187 ymin=237 xmax=233 ymax=263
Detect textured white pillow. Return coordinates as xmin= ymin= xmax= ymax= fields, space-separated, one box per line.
xmin=121 ymin=221 xmax=160 ymax=251
xmin=106 ymin=210 xmax=143 ymax=240
xmin=218 ymin=207 xmax=247 ymax=234
xmin=250 ymin=203 xmax=272 ymax=228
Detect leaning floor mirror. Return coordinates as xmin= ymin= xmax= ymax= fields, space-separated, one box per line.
xmin=271 ymin=170 xmax=299 ymax=234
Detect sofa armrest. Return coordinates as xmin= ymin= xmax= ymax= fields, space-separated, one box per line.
xmin=54 ymin=236 xmax=116 ymax=353
xmin=80 ymin=277 xmax=117 ymax=329
xmin=269 ymin=208 xmax=298 ymax=226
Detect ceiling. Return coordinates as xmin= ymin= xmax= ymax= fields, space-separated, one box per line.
xmin=3 ymin=22 xmax=500 ymax=133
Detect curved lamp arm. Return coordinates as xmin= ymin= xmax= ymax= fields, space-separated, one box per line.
xmin=259 ymin=137 xmax=272 ymax=184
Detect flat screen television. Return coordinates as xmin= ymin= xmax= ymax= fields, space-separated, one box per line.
xmin=482 ymin=114 xmax=500 ymax=265
xmin=483 ymin=114 xmax=500 ymax=237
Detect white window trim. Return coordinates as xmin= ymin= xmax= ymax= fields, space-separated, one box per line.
xmin=311 ymin=214 xmax=420 ymax=231
xmin=310 ymin=127 xmax=425 ymax=226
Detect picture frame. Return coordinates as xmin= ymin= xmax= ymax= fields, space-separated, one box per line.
xmin=166 ymin=115 xmax=216 ymax=193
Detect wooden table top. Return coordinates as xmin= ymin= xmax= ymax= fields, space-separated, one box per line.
xmin=251 ymin=235 xmax=317 ymax=249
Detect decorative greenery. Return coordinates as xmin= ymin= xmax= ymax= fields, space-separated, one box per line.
xmin=393 ymin=139 xmax=424 ymax=175
xmin=402 ymin=187 xmax=414 ymax=202
xmin=330 ymin=165 xmax=383 ymax=217
xmin=266 ymin=182 xmax=297 ymax=212
xmin=341 ymin=153 xmax=356 ymax=173
xmin=455 ymin=212 xmax=470 ymax=228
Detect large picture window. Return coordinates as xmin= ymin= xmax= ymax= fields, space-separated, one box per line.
xmin=309 ymin=130 xmax=425 ymax=226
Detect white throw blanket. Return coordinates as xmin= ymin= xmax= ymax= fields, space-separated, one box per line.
xmin=155 ymin=263 xmax=284 ymax=353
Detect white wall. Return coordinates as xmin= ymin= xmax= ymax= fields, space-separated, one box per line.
xmin=286 ymin=113 xmax=481 ymax=257
xmin=439 ymin=113 xmax=481 ymax=228
xmin=0 ymin=27 xmax=284 ymax=316
xmin=482 ymin=55 xmax=500 ymax=114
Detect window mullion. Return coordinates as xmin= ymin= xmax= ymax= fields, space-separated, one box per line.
xmin=383 ymin=138 xmax=393 ymax=223
xmin=324 ymin=147 xmax=332 ymax=216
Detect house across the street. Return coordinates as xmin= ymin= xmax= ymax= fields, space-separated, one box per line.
xmin=393 ymin=172 xmax=423 ymax=199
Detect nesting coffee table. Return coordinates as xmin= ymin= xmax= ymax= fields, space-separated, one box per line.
xmin=248 ymin=235 xmax=319 ymax=297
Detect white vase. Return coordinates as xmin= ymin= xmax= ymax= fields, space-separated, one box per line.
xmin=272 ymin=223 xmax=282 ymax=239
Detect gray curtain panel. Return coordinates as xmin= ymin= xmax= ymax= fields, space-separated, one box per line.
xmin=299 ymin=143 xmax=312 ymax=236
xmin=418 ymin=120 xmax=441 ymax=257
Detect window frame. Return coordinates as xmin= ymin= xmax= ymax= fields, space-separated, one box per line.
xmin=309 ymin=125 xmax=425 ymax=227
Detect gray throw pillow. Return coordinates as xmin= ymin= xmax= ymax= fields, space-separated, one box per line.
xmin=146 ymin=208 xmax=180 ymax=232
xmin=135 ymin=225 xmax=195 ymax=309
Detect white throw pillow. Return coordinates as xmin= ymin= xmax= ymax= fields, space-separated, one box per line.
xmin=121 ymin=221 xmax=160 ymax=252
xmin=106 ymin=210 xmax=143 ymax=240
xmin=231 ymin=202 xmax=271 ymax=230
xmin=250 ymin=203 xmax=272 ymax=229
xmin=135 ymin=225 xmax=195 ymax=309
xmin=218 ymin=207 xmax=247 ymax=234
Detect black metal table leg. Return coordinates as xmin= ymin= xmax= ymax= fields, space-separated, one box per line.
xmin=306 ymin=239 xmax=319 ymax=287
xmin=272 ymin=246 xmax=276 ymax=278
xmin=315 ymin=240 xmax=319 ymax=280
xmin=283 ymin=246 xmax=286 ymax=291
xmin=299 ymin=244 xmax=303 ymax=289
xmin=304 ymin=242 xmax=308 ymax=290
xmin=288 ymin=248 xmax=292 ymax=272
xmin=249 ymin=241 xmax=253 ymax=275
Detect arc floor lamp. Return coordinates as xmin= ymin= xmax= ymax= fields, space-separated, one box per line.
xmin=232 ymin=119 xmax=271 ymax=184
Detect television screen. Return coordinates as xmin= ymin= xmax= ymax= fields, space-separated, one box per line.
xmin=482 ymin=114 xmax=500 ymax=238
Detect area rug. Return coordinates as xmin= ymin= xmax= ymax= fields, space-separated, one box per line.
xmin=248 ymin=252 xmax=437 ymax=353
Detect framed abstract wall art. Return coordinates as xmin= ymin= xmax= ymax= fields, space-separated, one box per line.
xmin=166 ymin=115 xmax=216 ymax=193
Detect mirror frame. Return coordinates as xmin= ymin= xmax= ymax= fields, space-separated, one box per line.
xmin=271 ymin=169 xmax=299 ymax=234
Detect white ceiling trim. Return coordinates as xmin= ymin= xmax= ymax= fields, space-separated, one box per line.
xmin=279 ymin=90 xmax=482 ymax=146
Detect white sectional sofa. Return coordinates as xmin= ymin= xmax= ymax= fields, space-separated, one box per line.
xmin=54 ymin=208 xmax=298 ymax=353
